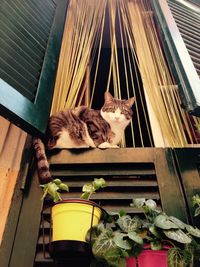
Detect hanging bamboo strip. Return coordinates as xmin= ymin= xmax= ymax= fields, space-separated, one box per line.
xmin=51 ymin=0 xmax=107 ymax=112
xmin=89 ymin=5 xmax=106 ymax=107
xmin=126 ymin=0 xmax=195 ymax=147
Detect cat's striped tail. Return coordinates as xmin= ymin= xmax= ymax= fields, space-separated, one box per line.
xmin=33 ymin=138 xmax=53 ymax=184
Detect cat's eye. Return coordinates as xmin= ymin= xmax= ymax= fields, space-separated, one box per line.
xmin=122 ymin=109 xmax=129 ymax=115
xmin=105 ymin=107 xmax=115 ymax=112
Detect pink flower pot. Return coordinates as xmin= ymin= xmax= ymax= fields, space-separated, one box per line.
xmin=137 ymin=249 xmax=168 ymax=267
xmin=126 ymin=246 xmax=170 ymax=267
xmin=126 ymin=257 xmax=137 ymax=267
xmin=137 ymin=246 xmax=170 ymax=267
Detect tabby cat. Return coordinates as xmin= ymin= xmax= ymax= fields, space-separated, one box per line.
xmin=33 ymin=92 xmax=135 ymax=183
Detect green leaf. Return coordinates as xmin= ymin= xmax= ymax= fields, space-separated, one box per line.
xmin=127 ymin=232 xmax=143 ymax=245
xmin=194 ymin=207 xmax=200 ymax=217
xmin=82 ymin=183 xmax=95 ymax=193
xmin=86 ymin=223 xmax=107 ymax=243
xmin=93 ymin=178 xmax=107 ymax=190
xmin=131 ymin=198 xmax=146 ymax=208
xmin=58 ymin=183 xmax=69 ymax=191
xmin=163 ymin=229 xmax=192 ymax=244
xmin=145 ymin=199 xmax=157 ymax=210
xmin=192 ymin=194 xmax=200 ymax=206
xmin=149 ymin=225 xmax=162 ymax=239
xmin=155 ymin=214 xmax=180 ymax=230
xmin=168 ymin=247 xmax=192 ymax=267
xmin=168 ymin=216 xmax=186 ymax=229
xmin=92 ymin=229 xmax=116 ymax=258
xmin=113 ymin=233 xmax=131 ymax=250
xmin=119 ymin=210 xmax=127 ymax=217
xmin=185 ymin=224 xmax=200 ymax=237
xmin=53 ymin=179 xmax=62 ymax=185
xmin=53 ymin=191 xmax=62 ymax=202
xmin=150 ymin=240 xmax=162 ymax=250
xmin=117 ymin=215 xmax=141 ymax=233
xmin=80 ymin=191 xmax=91 ymax=199
xmin=104 ymin=248 xmax=126 ymax=267
xmin=47 ymin=182 xmax=59 ymax=196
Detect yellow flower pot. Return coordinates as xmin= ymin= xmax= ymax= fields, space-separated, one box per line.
xmin=51 ymin=199 xmax=103 ymax=242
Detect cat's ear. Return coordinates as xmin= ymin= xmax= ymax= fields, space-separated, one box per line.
xmin=104 ymin=91 xmax=114 ymax=102
xmin=126 ymin=97 xmax=135 ymax=107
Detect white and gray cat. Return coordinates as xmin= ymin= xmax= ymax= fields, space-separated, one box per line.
xmin=33 ymin=92 xmax=135 ymax=183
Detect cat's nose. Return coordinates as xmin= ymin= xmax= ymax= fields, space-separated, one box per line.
xmin=115 ymin=117 xmax=120 ymax=121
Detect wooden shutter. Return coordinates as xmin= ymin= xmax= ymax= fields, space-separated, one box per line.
xmin=151 ymin=0 xmax=200 ymax=116
xmin=31 ymin=148 xmax=187 ymax=266
xmin=0 ymin=0 xmax=68 ymax=136
xmin=174 ymin=148 xmax=200 ymax=228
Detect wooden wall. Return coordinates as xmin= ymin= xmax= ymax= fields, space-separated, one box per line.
xmin=0 ymin=116 xmax=27 ymax=244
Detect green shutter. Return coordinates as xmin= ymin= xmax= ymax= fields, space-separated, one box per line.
xmin=151 ymin=0 xmax=200 ymax=116
xmin=174 ymin=148 xmax=200 ymax=228
xmin=0 ymin=0 xmax=68 ymax=136
xmin=33 ymin=148 xmax=187 ymax=265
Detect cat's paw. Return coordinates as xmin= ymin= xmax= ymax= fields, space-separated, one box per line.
xmin=98 ymin=142 xmax=119 ymax=149
xmin=98 ymin=142 xmax=111 ymax=149
xmin=110 ymin=145 xmax=119 ymax=148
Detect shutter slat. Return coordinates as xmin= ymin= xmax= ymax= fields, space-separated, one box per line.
xmin=0 ymin=47 xmax=38 ymax=86
xmin=168 ymin=1 xmax=200 ymax=25
xmin=0 ymin=0 xmax=56 ymax=102
xmin=1 ymin=2 xmax=47 ymax=46
xmin=0 ymin=35 xmax=41 ymax=70
xmin=0 ymin=59 xmax=37 ymax=100
xmin=167 ymin=0 xmax=200 ymax=80
xmin=17 ymin=0 xmax=54 ymax=31
xmin=175 ymin=19 xmax=200 ymax=38
xmin=0 ymin=68 xmax=35 ymax=101
xmin=0 ymin=40 xmax=40 ymax=78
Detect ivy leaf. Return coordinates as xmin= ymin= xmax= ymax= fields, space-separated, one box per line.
xmin=155 ymin=214 xmax=179 ymax=230
xmin=163 ymin=229 xmax=192 ymax=244
xmin=131 ymin=198 xmax=146 ymax=208
xmin=145 ymin=199 xmax=157 ymax=210
xmin=104 ymin=248 xmax=126 ymax=267
xmin=127 ymin=231 xmax=143 ymax=245
xmin=58 ymin=183 xmax=69 ymax=192
xmin=149 ymin=225 xmax=162 ymax=239
xmin=185 ymin=224 xmax=200 ymax=238
xmin=194 ymin=207 xmax=200 ymax=217
xmin=53 ymin=179 xmax=62 ymax=185
xmin=92 ymin=229 xmax=116 ymax=258
xmin=80 ymin=191 xmax=91 ymax=200
xmin=150 ymin=240 xmax=162 ymax=250
xmin=113 ymin=232 xmax=131 ymax=250
xmin=93 ymin=178 xmax=107 ymax=190
xmin=82 ymin=183 xmax=96 ymax=193
xmin=117 ymin=215 xmax=141 ymax=233
xmin=168 ymin=216 xmax=185 ymax=229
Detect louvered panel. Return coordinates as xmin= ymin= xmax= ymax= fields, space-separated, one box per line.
xmin=167 ymin=0 xmax=200 ymax=78
xmin=0 ymin=0 xmax=56 ymax=102
xmin=33 ymin=148 xmax=188 ymax=266
xmin=34 ymin=153 xmax=160 ymax=265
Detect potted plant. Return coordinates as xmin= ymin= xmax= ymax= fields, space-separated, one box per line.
xmin=41 ymin=178 xmax=107 ymax=262
xmin=89 ymin=211 xmax=145 ymax=267
xmin=90 ymin=198 xmax=200 ymax=267
xmin=130 ymin=198 xmax=200 ymax=267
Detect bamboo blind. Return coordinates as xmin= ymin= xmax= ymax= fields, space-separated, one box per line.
xmin=51 ymin=0 xmax=200 ymax=147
